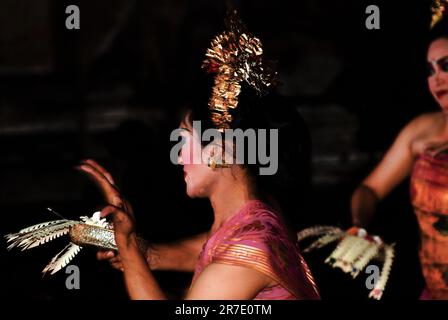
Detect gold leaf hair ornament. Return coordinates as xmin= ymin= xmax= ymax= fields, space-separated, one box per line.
xmin=432 ymin=0 xmax=448 ymax=28
xmin=297 ymin=226 xmax=395 ymax=300
xmin=202 ymin=9 xmax=277 ymax=131
xmin=5 ymin=209 xmax=116 ymax=275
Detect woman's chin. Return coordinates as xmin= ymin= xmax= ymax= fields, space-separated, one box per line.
xmin=185 ymin=186 xmax=208 ymax=199
xmin=441 ymin=105 xmax=448 ymax=114
xmin=185 ymin=186 xmax=198 ymax=198
xmin=437 ymin=97 xmax=448 ymax=112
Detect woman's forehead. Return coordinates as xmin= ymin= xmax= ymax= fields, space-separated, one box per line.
xmin=428 ymin=38 xmax=448 ymax=60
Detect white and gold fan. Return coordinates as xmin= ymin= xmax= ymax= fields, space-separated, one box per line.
xmin=297 ymin=226 xmax=395 ymax=300
xmin=5 ymin=209 xmax=116 ymax=275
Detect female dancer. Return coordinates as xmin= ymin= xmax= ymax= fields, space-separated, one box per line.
xmin=351 ymin=17 xmax=448 ymax=299
xmin=79 ymin=11 xmax=320 ymax=300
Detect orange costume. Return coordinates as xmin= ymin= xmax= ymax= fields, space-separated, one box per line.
xmin=410 ymin=149 xmax=448 ymax=299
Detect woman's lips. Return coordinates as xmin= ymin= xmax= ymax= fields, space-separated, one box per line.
xmin=436 ymin=89 xmax=448 ymax=99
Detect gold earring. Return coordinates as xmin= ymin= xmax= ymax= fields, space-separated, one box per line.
xmin=208 ymin=157 xmax=230 ymax=169
xmin=208 ymin=157 xmax=217 ymax=170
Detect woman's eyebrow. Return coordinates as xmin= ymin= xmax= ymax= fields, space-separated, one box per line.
xmin=179 ymin=127 xmax=191 ymax=132
xmin=429 ymin=55 xmax=448 ymax=62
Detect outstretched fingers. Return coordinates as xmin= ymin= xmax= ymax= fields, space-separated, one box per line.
xmin=77 ymin=162 xmax=124 ymax=208
xmin=81 ymin=159 xmax=116 ymax=185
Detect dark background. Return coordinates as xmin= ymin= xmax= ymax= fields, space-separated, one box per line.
xmin=0 ymin=0 xmax=436 ymax=299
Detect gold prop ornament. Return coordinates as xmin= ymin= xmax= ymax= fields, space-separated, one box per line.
xmin=297 ymin=226 xmax=395 ymax=300
xmin=5 ymin=209 xmax=116 ymax=275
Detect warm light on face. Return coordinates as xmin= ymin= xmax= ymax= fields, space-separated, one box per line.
xmin=428 ymin=38 xmax=448 ymax=111
xmin=171 ymin=120 xmax=279 ymax=176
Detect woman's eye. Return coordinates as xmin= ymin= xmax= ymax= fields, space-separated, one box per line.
xmin=440 ymin=60 xmax=448 ymax=72
xmin=428 ymin=63 xmax=436 ymax=76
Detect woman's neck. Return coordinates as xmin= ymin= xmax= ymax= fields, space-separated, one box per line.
xmin=208 ymin=174 xmax=258 ymax=234
xmin=443 ymin=112 xmax=448 ymax=134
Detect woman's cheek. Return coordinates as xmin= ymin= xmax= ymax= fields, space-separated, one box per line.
xmin=181 ymin=143 xmax=192 ymax=164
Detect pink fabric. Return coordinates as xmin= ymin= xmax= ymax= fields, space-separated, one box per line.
xmin=419 ymin=287 xmax=433 ymax=300
xmin=191 ymin=200 xmax=320 ymax=300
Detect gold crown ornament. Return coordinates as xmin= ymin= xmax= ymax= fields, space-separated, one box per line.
xmin=432 ymin=0 xmax=448 ymax=28
xmin=202 ymin=9 xmax=277 ymax=131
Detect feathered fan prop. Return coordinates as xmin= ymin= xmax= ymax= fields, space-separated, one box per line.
xmin=5 ymin=209 xmax=116 ymax=275
xmin=297 ymin=226 xmax=395 ymax=300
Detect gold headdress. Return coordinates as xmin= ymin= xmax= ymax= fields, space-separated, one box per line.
xmin=202 ymin=9 xmax=277 ymax=131
xmin=432 ymin=0 xmax=448 ymax=28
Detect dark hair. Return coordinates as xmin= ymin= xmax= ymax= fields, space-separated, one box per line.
xmin=181 ymin=76 xmax=311 ymax=228
xmin=429 ymin=16 xmax=448 ymax=45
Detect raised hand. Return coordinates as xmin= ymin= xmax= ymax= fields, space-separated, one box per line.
xmin=101 ymin=204 xmax=136 ymax=247
xmin=77 ymin=159 xmax=132 ymax=213
xmin=77 ymin=159 xmax=137 ymax=267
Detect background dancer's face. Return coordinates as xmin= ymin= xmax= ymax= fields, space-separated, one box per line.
xmin=428 ymin=38 xmax=448 ymax=112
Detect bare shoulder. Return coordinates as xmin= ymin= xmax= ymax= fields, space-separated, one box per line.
xmin=406 ymin=112 xmax=446 ymax=154
xmin=406 ymin=112 xmax=445 ymax=133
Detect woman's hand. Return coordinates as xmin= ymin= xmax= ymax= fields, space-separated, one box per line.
xmin=77 ymin=160 xmax=136 ymax=249
xmin=97 ymin=250 xmax=124 ymax=271
xmin=101 ymin=204 xmax=137 ymax=248
xmin=76 ymin=159 xmax=133 ymax=212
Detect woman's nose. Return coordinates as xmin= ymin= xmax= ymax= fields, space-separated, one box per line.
xmin=178 ymin=150 xmax=184 ymax=165
xmin=433 ymin=65 xmax=446 ymax=85
xmin=430 ymin=68 xmax=440 ymax=85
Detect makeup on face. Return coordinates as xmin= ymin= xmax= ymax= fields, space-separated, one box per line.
xmin=428 ymin=55 xmax=448 ymax=77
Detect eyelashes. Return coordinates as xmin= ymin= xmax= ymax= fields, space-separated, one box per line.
xmin=428 ymin=57 xmax=448 ymax=76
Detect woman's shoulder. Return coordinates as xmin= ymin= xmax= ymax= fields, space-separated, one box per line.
xmin=396 ymin=112 xmax=444 ymax=147
xmin=406 ymin=112 xmax=445 ymax=133
xmin=406 ymin=112 xmax=447 ymax=153
xmin=220 ymin=200 xmax=294 ymax=254
xmin=240 ymin=200 xmax=282 ymax=226
xmin=229 ymin=200 xmax=288 ymax=243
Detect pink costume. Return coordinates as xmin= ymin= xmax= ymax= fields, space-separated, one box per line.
xmin=190 ymin=200 xmax=320 ymax=299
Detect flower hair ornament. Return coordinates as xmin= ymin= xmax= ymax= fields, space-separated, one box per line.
xmin=202 ymin=9 xmax=277 ymax=131
xmin=5 ymin=209 xmax=117 ymax=275
xmin=431 ymin=0 xmax=448 ymax=28
xmin=297 ymin=226 xmax=395 ymax=300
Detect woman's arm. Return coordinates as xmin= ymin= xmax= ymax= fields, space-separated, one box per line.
xmin=78 ymin=159 xmax=206 ymax=272
xmin=147 ymin=232 xmax=208 ymax=272
xmin=351 ymin=184 xmax=380 ymax=228
xmin=99 ymin=205 xmax=166 ymax=299
xmin=97 ymin=232 xmax=207 ymax=272
xmin=186 ymin=263 xmax=271 ymax=300
xmin=351 ymin=115 xmax=427 ymax=227
xmin=119 ymin=234 xmax=167 ymax=299
xmin=102 ymin=204 xmax=269 ymax=300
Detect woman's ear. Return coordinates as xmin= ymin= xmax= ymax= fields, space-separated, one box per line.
xmin=203 ymin=142 xmax=231 ymax=169
xmin=201 ymin=143 xmax=215 ymax=160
